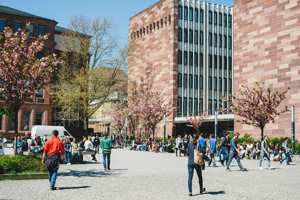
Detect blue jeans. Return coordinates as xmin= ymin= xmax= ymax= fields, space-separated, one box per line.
xmin=259 ymin=152 xmax=270 ymax=167
xmin=103 ymin=153 xmax=111 ymax=170
xmin=65 ymin=151 xmax=70 ymax=163
xmin=226 ymin=151 xmax=244 ymax=170
xmin=222 ymin=149 xmax=229 ymax=163
xmin=187 ymin=163 xmax=203 ymax=193
xmin=218 ymin=148 xmax=223 ymax=160
xmin=274 ymin=151 xmax=279 ymax=157
xmin=280 ymin=152 xmax=290 ymax=165
xmin=72 ymin=152 xmax=80 ymax=163
xmin=49 ymin=170 xmax=57 ymax=189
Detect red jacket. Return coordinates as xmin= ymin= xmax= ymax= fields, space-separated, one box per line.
xmin=43 ymin=136 xmax=65 ymax=155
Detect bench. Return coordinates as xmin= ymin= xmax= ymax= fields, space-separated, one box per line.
xmin=70 ymin=150 xmax=95 ymax=163
xmin=0 ymin=143 xmax=7 ymax=148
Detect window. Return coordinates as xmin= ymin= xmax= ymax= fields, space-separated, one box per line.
xmin=219 ymin=77 xmax=222 ymax=90
xmin=184 ymin=51 xmax=187 ymax=65
xmin=184 ymin=7 xmax=188 ymax=20
xmin=208 ymin=100 xmax=212 ymax=115
xmin=22 ymin=111 xmax=30 ymax=131
xmin=184 ymin=29 xmax=188 ymax=42
xmin=224 ymin=14 xmax=227 ymax=27
xmin=209 ymin=11 xmax=212 ymax=24
xmin=39 ymin=26 xmax=45 ymax=36
xmin=214 ymin=55 xmax=218 ymax=68
xmin=209 ymin=33 xmax=212 ymax=46
xmin=189 ymin=29 xmax=193 ymax=43
xmin=214 ymin=77 xmax=217 ymax=89
xmin=195 ymin=9 xmax=198 ymax=22
xmin=178 ymin=6 xmax=183 ymax=19
xmin=37 ymin=52 xmax=44 ymax=59
xmin=36 ymin=88 xmax=43 ymax=97
xmin=178 ymin=50 xmax=182 ymax=64
xmin=214 ymin=34 xmax=217 ymax=47
xmin=199 ymin=53 xmax=203 ymax=66
xmin=189 ymin=98 xmax=193 ymax=114
xmin=219 ymin=56 xmax=222 ymax=69
xmin=178 ymin=98 xmax=182 ymax=116
xmin=214 ymin=12 xmax=217 ymax=25
xmin=0 ymin=20 xmax=6 ymax=32
xmin=183 ymin=98 xmax=187 ymax=116
xmin=219 ymin=13 xmax=222 ymax=26
xmin=200 ymin=9 xmax=204 ymax=23
xmin=209 ymin=76 xmax=212 ymax=89
xmin=189 ymin=7 xmax=193 ymax=21
xmin=178 ymin=73 xmax=182 ymax=87
xmin=199 ymin=76 xmax=203 ymax=89
xmin=200 ymin=98 xmax=203 ymax=112
xmin=209 ymin=54 xmax=212 ymax=68
xmin=219 ymin=34 xmax=222 ymax=47
xmin=36 ymin=112 xmax=43 ymax=125
xmin=178 ymin=28 xmax=182 ymax=41
xmin=189 ymin=75 xmax=193 ymax=88
xmin=189 ymin=52 xmax=193 ymax=66
xmin=26 ymin=24 xmax=34 ymax=36
xmin=194 ymin=75 xmax=198 ymax=88
xmin=9 ymin=119 xmax=15 ymax=130
xmin=224 ymin=57 xmax=227 ymax=69
xmin=229 ymin=36 xmax=232 ymax=49
xmin=14 ymin=22 xmax=21 ymax=34
xmin=224 ymin=35 xmax=227 ymax=48
xmin=229 ymin=78 xmax=232 ymax=91
xmin=194 ymin=99 xmax=198 ymax=115
xmin=183 ymin=74 xmax=187 ymax=87
xmin=194 ymin=30 xmax=198 ymax=44
xmin=194 ymin=52 xmax=198 ymax=66
xmin=229 ymin=15 xmax=232 ymax=28
xmin=224 ymin=78 xmax=227 ymax=90
xmin=200 ymin=31 xmax=203 ymax=44
xmin=229 ymin=57 xmax=232 ymax=69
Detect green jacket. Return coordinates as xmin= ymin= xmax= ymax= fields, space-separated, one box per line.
xmin=100 ymin=136 xmax=112 ymax=150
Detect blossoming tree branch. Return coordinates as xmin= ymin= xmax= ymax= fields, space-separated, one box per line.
xmin=0 ymin=23 xmax=63 ymax=154
xmin=187 ymin=110 xmax=208 ymax=135
xmin=222 ymin=82 xmax=290 ymax=140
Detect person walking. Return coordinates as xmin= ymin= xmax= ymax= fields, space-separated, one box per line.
xmin=175 ymin=135 xmax=183 ymax=157
xmin=64 ymin=137 xmax=72 ymax=165
xmin=42 ymin=130 xmax=66 ymax=190
xmin=221 ymin=132 xmax=230 ymax=166
xmin=197 ymin=133 xmax=209 ymax=170
xmin=183 ymin=134 xmax=189 ymax=156
xmin=187 ymin=134 xmax=205 ymax=196
xmin=226 ymin=132 xmax=247 ymax=172
xmin=94 ymin=135 xmax=100 ymax=154
xmin=208 ymin=134 xmax=217 ymax=167
xmin=280 ymin=137 xmax=290 ymax=165
xmin=259 ymin=135 xmax=274 ymax=170
xmin=100 ymin=132 xmax=112 ymax=171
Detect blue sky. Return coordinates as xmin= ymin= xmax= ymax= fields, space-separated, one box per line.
xmin=1 ymin=0 xmax=233 ymax=45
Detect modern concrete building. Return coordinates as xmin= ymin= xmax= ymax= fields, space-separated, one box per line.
xmin=234 ymin=0 xmax=300 ymax=139
xmin=129 ymin=0 xmax=234 ymax=137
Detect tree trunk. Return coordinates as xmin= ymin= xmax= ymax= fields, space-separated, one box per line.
xmin=197 ymin=128 xmax=199 ymax=136
xmin=261 ymin=127 xmax=264 ymax=141
xmin=85 ymin=116 xmax=89 ymax=137
xmin=13 ymin=111 xmax=18 ymax=156
xmin=152 ymin=128 xmax=155 ymax=140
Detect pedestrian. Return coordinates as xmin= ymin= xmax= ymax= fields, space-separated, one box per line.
xmin=221 ymin=132 xmax=230 ymax=166
xmin=208 ymin=134 xmax=217 ymax=167
xmin=187 ymin=134 xmax=205 ymax=196
xmin=94 ymin=135 xmax=100 ymax=154
xmin=183 ymin=134 xmax=189 ymax=156
xmin=100 ymin=132 xmax=112 ymax=171
xmin=226 ymin=132 xmax=247 ymax=172
xmin=197 ymin=133 xmax=209 ymax=170
xmin=64 ymin=137 xmax=72 ymax=166
xmin=0 ymin=144 xmax=5 ymax=156
xmin=280 ymin=137 xmax=290 ymax=165
xmin=71 ymin=138 xmax=80 ymax=164
xmin=259 ymin=135 xmax=274 ymax=170
xmin=175 ymin=135 xmax=183 ymax=157
xmin=42 ymin=130 xmax=66 ymax=190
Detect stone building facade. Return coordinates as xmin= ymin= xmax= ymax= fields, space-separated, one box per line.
xmin=129 ymin=0 xmax=234 ymax=137
xmin=234 ymin=0 xmax=300 ymax=139
xmin=0 ymin=5 xmax=57 ymax=138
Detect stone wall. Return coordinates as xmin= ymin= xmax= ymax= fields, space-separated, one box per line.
xmin=234 ymin=0 xmax=300 ymax=139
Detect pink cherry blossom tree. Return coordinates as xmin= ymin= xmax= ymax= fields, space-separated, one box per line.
xmin=222 ymin=82 xmax=290 ymax=140
xmin=0 ymin=24 xmax=63 ymax=154
xmin=187 ymin=110 xmax=208 ymax=135
xmin=109 ymin=100 xmax=127 ymax=135
xmin=137 ymin=90 xmax=176 ymax=139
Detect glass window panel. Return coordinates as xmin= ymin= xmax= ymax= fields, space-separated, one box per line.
xmin=0 ymin=20 xmax=6 ymax=32
xmin=219 ymin=13 xmax=222 ymax=26
xmin=209 ymin=11 xmax=212 ymax=24
xmin=200 ymin=9 xmax=204 ymax=23
xmin=219 ymin=34 xmax=222 ymax=47
xmin=36 ymin=112 xmax=43 ymax=125
xmin=224 ymin=14 xmax=227 ymax=27
xmin=22 ymin=111 xmax=30 ymax=131
xmin=189 ymin=29 xmax=193 ymax=43
xmin=194 ymin=30 xmax=198 ymax=44
xmin=26 ymin=24 xmax=34 ymax=36
xmin=184 ymin=51 xmax=187 ymax=65
xmin=178 ymin=6 xmax=183 ymax=19
xmin=178 ymin=73 xmax=182 ymax=87
xmin=229 ymin=15 xmax=232 ymax=28
xmin=195 ymin=9 xmax=198 ymax=22
xmin=178 ymin=28 xmax=182 ymax=41
xmin=178 ymin=98 xmax=182 ymax=116
xmin=14 ymin=22 xmax=21 ymax=34
xmin=39 ymin=26 xmax=45 ymax=36
xmin=214 ymin=12 xmax=217 ymax=25
xmin=189 ymin=7 xmax=193 ymax=21
xmin=184 ymin=29 xmax=188 ymax=42
xmin=178 ymin=50 xmax=182 ymax=64
xmin=184 ymin=7 xmax=188 ymax=20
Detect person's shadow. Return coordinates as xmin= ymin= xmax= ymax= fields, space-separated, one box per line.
xmin=193 ymin=191 xmax=225 ymax=196
xmin=58 ymin=186 xmax=91 ymax=190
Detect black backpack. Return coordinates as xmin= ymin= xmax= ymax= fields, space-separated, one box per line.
xmin=258 ymin=141 xmax=262 ymax=150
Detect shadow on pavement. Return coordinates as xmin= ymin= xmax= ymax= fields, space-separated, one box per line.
xmin=205 ymin=191 xmax=226 ymax=195
xmin=58 ymin=186 xmax=91 ymax=190
xmin=58 ymin=168 xmax=128 ymax=178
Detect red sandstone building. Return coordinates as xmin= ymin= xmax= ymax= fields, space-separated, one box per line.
xmin=234 ymin=0 xmax=300 ymax=139
xmin=0 ymin=5 xmax=71 ymax=138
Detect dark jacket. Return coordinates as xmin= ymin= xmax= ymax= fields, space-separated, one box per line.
xmin=222 ymin=137 xmax=230 ymax=150
xmin=21 ymin=139 xmax=28 ymax=151
xmin=94 ymin=138 xmax=100 ymax=146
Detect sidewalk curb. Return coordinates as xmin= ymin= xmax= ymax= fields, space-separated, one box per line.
xmin=0 ymin=173 xmax=48 ymax=180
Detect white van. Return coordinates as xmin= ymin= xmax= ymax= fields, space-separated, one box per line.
xmin=31 ymin=125 xmax=73 ymax=140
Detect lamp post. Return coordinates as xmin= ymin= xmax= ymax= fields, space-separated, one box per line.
xmin=125 ymin=118 xmax=128 ymax=148
xmin=291 ymin=106 xmax=295 ymax=154
xmin=163 ymin=114 xmax=166 ymax=142
xmin=214 ymin=111 xmax=218 ymax=139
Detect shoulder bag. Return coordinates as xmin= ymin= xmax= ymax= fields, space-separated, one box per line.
xmin=194 ymin=143 xmax=204 ymax=166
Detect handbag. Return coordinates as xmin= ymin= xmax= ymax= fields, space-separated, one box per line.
xmin=104 ymin=148 xmax=111 ymax=154
xmin=194 ymin=143 xmax=204 ymax=166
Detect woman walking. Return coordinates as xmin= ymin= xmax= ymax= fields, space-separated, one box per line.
xmin=100 ymin=132 xmax=112 ymax=171
xmin=187 ymin=134 xmax=205 ymax=196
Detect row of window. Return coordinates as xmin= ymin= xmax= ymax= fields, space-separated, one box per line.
xmin=0 ymin=112 xmax=43 ymax=131
xmin=0 ymin=20 xmax=46 ymax=36
xmin=178 ymin=6 xmax=232 ymax=28
xmin=178 ymin=51 xmax=232 ymax=68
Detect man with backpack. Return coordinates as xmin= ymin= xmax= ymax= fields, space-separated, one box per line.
xmin=259 ymin=135 xmax=274 ymax=170
xmin=221 ymin=132 xmax=230 ymax=166
xmin=18 ymin=136 xmax=28 ymax=155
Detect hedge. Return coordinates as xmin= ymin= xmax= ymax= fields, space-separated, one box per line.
xmin=0 ymin=156 xmax=46 ymax=174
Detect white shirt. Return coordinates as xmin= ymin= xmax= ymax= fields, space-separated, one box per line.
xmin=0 ymin=148 xmax=4 ymax=155
xmin=3 ymin=138 xmax=7 ymax=143
xmin=247 ymin=144 xmax=253 ymax=149
xmin=84 ymin=140 xmax=94 ymax=149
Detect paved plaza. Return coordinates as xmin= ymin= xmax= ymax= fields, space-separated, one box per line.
xmin=0 ymin=147 xmax=299 ymax=200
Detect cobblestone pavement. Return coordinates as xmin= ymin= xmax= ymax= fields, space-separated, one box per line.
xmin=1 ymin=148 xmax=299 ymax=200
